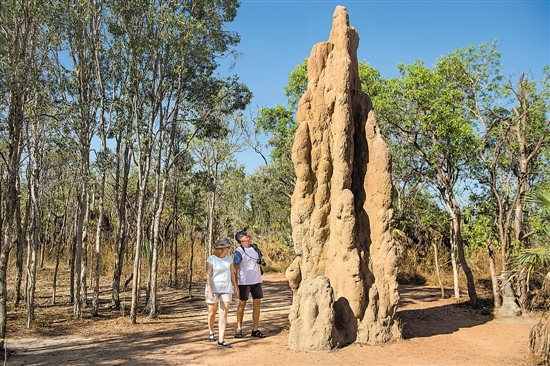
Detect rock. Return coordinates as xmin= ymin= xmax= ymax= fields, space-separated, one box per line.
xmin=286 ymin=5 xmax=401 ymax=351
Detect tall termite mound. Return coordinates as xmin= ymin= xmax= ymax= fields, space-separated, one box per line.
xmin=286 ymin=6 xmax=401 ymax=350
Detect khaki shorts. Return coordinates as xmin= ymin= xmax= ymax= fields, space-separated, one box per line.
xmin=205 ymin=290 xmax=232 ymax=304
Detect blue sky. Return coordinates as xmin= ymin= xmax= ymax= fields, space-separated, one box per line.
xmin=221 ymin=0 xmax=549 ymax=172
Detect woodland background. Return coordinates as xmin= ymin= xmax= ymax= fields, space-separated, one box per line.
xmin=1 ymin=0 xmax=549 ymax=361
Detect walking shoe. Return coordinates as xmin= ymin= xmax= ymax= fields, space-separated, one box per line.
xmin=251 ymin=330 xmax=266 ymax=338
xmin=208 ymin=333 xmax=215 ymax=342
xmin=217 ymin=340 xmax=233 ymax=348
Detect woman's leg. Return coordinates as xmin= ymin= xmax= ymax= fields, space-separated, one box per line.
xmin=218 ymin=300 xmax=231 ymax=342
xmin=207 ymin=302 xmax=218 ymax=335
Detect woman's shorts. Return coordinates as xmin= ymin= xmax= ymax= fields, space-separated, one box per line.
xmin=205 ymin=290 xmax=232 ymax=304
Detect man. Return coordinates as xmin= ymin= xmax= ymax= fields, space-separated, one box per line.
xmin=233 ymin=228 xmax=266 ymax=338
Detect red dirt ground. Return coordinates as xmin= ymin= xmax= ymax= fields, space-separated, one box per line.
xmin=5 ymin=272 xmax=539 ymax=365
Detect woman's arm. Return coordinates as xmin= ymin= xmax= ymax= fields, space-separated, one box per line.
xmin=206 ymin=262 xmax=214 ymax=298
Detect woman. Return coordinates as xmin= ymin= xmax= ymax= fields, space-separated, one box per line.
xmin=205 ymin=237 xmax=239 ymax=348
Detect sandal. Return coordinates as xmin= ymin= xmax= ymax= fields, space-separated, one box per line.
xmin=217 ymin=340 xmax=233 ymax=348
xmin=234 ymin=329 xmax=243 ymax=338
xmin=208 ymin=333 xmax=215 ymax=342
xmin=251 ymin=330 xmax=266 ymax=338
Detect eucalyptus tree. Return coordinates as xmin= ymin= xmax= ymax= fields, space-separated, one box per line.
xmin=504 ymin=71 xmax=549 ymax=306
xmin=106 ymin=0 xmax=249 ymax=324
xmin=462 ymin=197 xmax=501 ymax=304
xmin=191 ymin=111 xmax=250 ymax=255
xmin=442 ymin=42 xmax=550 ymax=270
xmin=0 ymin=2 xmax=30 ymax=334
xmin=249 ymin=60 xmax=304 ymax=245
xmin=440 ymin=42 xmax=550 ymax=307
xmin=90 ymin=83 xmax=112 ymax=310
xmin=176 ymin=170 xmax=209 ymax=297
xmin=87 ymin=0 xmax=113 ymax=318
xmin=115 ymin=0 xmax=167 ymax=324
xmin=164 ymin=150 xmax=196 ymax=289
xmin=145 ymin=91 xmax=181 ymax=317
xmin=216 ymin=165 xmax=248 ymax=228
xmin=62 ymin=0 xmax=106 ymax=317
xmin=26 ymin=107 xmax=46 ymax=328
xmin=109 ymin=118 xmax=133 ymax=310
xmin=507 ymin=72 xmax=550 ymax=251
xmin=376 ymin=59 xmax=479 ymax=307
xmin=0 ymin=0 xmax=62 ymax=348
xmin=102 ymin=2 xmax=139 ymax=311
xmin=24 ymin=39 xmax=65 ymax=326
xmin=255 ymin=59 xmax=306 ymax=195
xmin=42 ymin=144 xmax=77 ymax=305
xmin=378 ymin=100 xmax=447 ymax=273
xmin=148 ymin=84 xmax=250 ymax=316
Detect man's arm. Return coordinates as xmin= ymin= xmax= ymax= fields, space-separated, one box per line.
xmin=233 ymin=250 xmax=242 ymax=283
xmin=233 ymin=264 xmax=240 ymax=283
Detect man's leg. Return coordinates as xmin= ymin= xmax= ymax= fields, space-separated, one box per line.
xmin=252 ymin=298 xmax=261 ymax=331
xmin=236 ymin=299 xmax=247 ymax=331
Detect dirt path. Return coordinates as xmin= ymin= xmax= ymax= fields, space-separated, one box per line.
xmin=7 ymin=273 xmax=537 ymax=365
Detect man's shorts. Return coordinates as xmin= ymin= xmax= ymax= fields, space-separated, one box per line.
xmin=205 ymin=290 xmax=232 ymax=304
xmin=238 ymin=283 xmax=263 ymax=301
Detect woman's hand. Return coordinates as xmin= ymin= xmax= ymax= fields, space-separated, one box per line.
xmin=233 ymin=286 xmax=239 ymax=296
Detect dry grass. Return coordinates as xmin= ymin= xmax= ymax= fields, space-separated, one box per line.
xmin=397 ymin=244 xmax=497 ymax=291
xmin=3 ymin=235 xmax=290 ymax=340
xmin=8 ymin=237 xmax=209 ymax=302
xmin=8 ymin=235 xmax=497 ymax=323
xmin=18 ymin=236 xmax=497 ymax=291
xmin=8 ymin=234 xmax=288 ymax=307
xmin=251 ymin=237 xmax=294 ymax=274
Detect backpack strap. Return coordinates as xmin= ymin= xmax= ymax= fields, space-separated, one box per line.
xmin=251 ymin=243 xmax=262 ymax=258
xmin=240 ymin=244 xmax=263 ymax=259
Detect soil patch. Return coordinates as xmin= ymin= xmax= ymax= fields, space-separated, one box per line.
xmin=6 ymin=273 xmax=538 ymax=365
